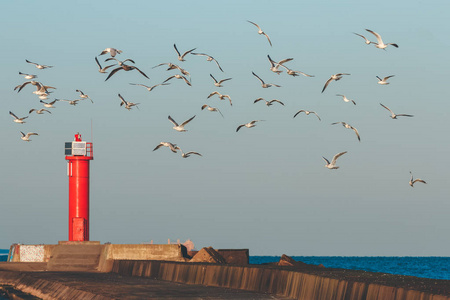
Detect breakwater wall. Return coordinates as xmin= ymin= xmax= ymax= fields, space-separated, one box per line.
xmin=111 ymin=260 xmax=450 ymax=300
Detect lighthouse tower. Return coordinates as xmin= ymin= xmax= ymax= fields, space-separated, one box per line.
xmin=64 ymin=133 xmax=93 ymax=241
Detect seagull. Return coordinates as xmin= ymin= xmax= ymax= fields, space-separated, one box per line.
xmin=25 ymin=59 xmax=53 ymax=69
xmin=99 ymin=48 xmax=122 ymax=57
xmin=176 ymin=147 xmax=202 ymax=158
xmin=168 ymin=115 xmax=196 ymax=132
xmin=252 ymin=72 xmax=281 ymax=88
xmin=267 ymin=55 xmax=293 ymax=75
xmin=236 ymin=120 xmax=263 ymax=132
xmin=353 ymin=32 xmax=374 ymax=45
xmin=247 ymin=21 xmax=272 ymax=46
xmin=20 ymin=131 xmax=38 ymax=141
xmin=331 ymin=122 xmax=360 ymax=141
xmin=210 ymin=74 xmax=232 ymax=87
xmin=153 ymin=142 xmax=178 ymax=153
xmin=322 ymin=73 xmax=350 ymax=93
xmin=105 ymin=57 xmax=136 ymax=66
xmin=279 ymin=64 xmax=314 ymax=77
xmin=191 ymin=53 xmax=224 ymax=72
xmin=323 ymin=151 xmax=347 ymax=169
xmin=254 ymin=98 xmax=284 ymax=107
xmin=105 ymin=63 xmax=149 ymax=81
xmin=163 ymin=74 xmax=191 ymax=86
xmin=365 ymin=29 xmax=399 ymax=49
xmin=14 ymin=81 xmax=46 ymax=93
xmin=207 ymin=91 xmax=232 ymax=106
xmin=293 ymin=110 xmax=321 ymax=121
xmin=129 ymin=82 xmax=170 ymax=92
xmin=379 ymin=103 xmax=414 ymax=119
xmin=95 ymin=57 xmax=115 ymax=73
xmin=173 ymin=44 xmax=196 ymax=61
xmin=118 ymin=94 xmax=139 ymax=110
xmin=33 ymin=83 xmax=55 ymax=96
xmin=152 ymin=62 xmax=190 ymax=75
xmin=201 ymin=104 xmax=224 ymax=117
xmin=29 ymin=108 xmax=51 ymax=114
xmin=9 ymin=111 xmax=28 ymax=124
xmin=76 ymin=90 xmax=93 ymax=103
xmin=336 ymin=94 xmax=356 ymax=105
xmin=58 ymin=99 xmax=81 ymax=106
xmin=409 ymin=171 xmax=426 ymax=187
xmin=377 ymin=75 xmax=395 ymax=85
xmin=40 ymin=99 xmax=58 ymax=108
xmin=19 ymin=72 xmax=37 ymax=79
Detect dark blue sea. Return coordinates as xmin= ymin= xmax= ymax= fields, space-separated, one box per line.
xmin=250 ymin=256 xmax=450 ymax=281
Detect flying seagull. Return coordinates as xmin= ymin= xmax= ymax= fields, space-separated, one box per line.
xmin=331 ymin=122 xmax=361 ymax=141
xmin=118 ymin=94 xmax=139 ymax=110
xmin=236 ymin=120 xmax=263 ymax=132
xmin=254 ymin=98 xmax=284 ymax=107
xmin=20 ymin=131 xmax=38 ymax=141
xmin=252 ymin=72 xmax=281 ymax=88
xmin=163 ymin=74 xmax=191 ymax=86
xmin=25 ymin=59 xmax=53 ymax=69
xmin=29 ymin=108 xmax=51 ymax=114
xmin=191 ymin=53 xmax=224 ymax=72
xmin=293 ymin=110 xmax=321 ymax=121
xmin=247 ymin=21 xmax=272 ymax=46
xmin=174 ymin=44 xmax=196 ymax=61
xmin=105 ymin=62 xmax=149 ymax=81
xmin=365 ymin=29 xmax=399 ymax=49
xmin=279 ymin=64 xmax=314 ymax=77
xmin=153 ymin=142 xmax=178 ymax=153
xmin=210 ymin=74 xmax=232 ymax=87
xmin=58 ymin=99 xmax=81 ymax=106
xmin=40 ymin=99 xmax=58 ymax=108
xmin=99 ymin=48 xmax=122 ymax=57
xmin=377 ymin=75 xmax=395 ymax=85
xmin=201 ymin=104 xmax=224 ymax=117
xmin=176 ymin=147 xmax=203 ymax=158
xmin=76 ymin=90 xmax=93 ymax=103
xmin=323 ymin=151 xmax=347 ymax=169
xmin=207 ymin=91 xmax=232 ymax=106
xmin=95 ymin=57 xmax=115 ymax=73
xmin=379 ymin=103 xmax=414 ymax=119
xmin=409 ymin=171 xmax=426 ymax=187
xmin=322 ymin=73 xmax=350 ymax=93
xmin=19 ymin=72 xmax=37 ymax=79
xmin=168 ymin=115 xmax=196 ymax=132
xmin=267 ymin=55 xmax=293 ymax=75
xmin=353 ymin=32 xmax=373 ymax=45
xmin=9 ymin=111 xmax=28 ymax=124
xmin=152 ymin=62 xmax=190 ymax=76
xmin=336 ymin=94 xmax=356 ymax=105
xmin=129 ymin=82 xmax=170 ymax=92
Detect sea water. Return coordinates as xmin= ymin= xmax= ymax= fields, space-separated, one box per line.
xmin=250 ymin=256 xmax=450 ymax=280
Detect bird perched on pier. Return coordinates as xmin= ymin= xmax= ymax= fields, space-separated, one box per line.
xmin=98 ymin=47 xmax=122 ymax=57
xmin=377 ymin=75 xmax=395 ymax=85
xmin=247 ymin=20 xmax=272 ymax=46
xmin=153 ymin=142 xmax=178 ymax=153
xmin=236 ymin=120 xmax=263 ymax=132
xmin=365 ymin=29 xmax=398 ymax=49
xmin=20 ymin=131 xmax=38 ymax=141
xmin=322 ymin=73 xmax=350 ymax=93
xmin=336 ymin=94 xmax=356 ymax=105
xmin=323 ymin=151 xmax=347 ymax=169
xmin=207 ymin=91 xmax=232 ymax=106
xmin=210 ymin=74 xmax=232 ymax=87
xmin=9 ymin=111 xmax=28 ymax=124
xmin=252 ymin=72 xmax=281 ymax=88
xmin=129 ymin=82 xmax=170 ymax=92
xmin=409 ymin=171 xmax=426 ymax=187
xmin=293 ymin=110 xmax=321 ymax=121
xmin=168 ymin=115 xmax=196 ymax=132
xmin=331 ymin=122 xmax=360 ymax=141
xmin=254 ymin=98 xmax=284 ymax=107
xmin=174 ymin=44 xmax=196 ymax=61
xmin=76 ymin=90 xmax=93 ymax=103
xmin=118 ymin=94 xmax=139 ymax=110
xmin=95 ymin=57 xmax=115 ymax=73
xmin=191 ymin=53 xmax=224 ymax=72
xmin=105 ymin=62 xmax=149 ymax=81
xmin=25 ymin=59 xmax=53 ymax=69
xmin=201 ymin=105 xmax=224 ymax=117
xmin=29 ymin=108 xmax=51 ymax=114
xmin=379 ymin=103 xmax=413 ymax=119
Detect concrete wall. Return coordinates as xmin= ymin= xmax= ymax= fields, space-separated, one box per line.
xmin=111 ymin=260 xmax=450 ymax=300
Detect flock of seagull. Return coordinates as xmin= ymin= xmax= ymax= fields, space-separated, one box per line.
xmin=8 ymin=23 xmax=426 ymax=187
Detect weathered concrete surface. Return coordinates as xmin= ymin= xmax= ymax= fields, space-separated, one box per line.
xmin=0 ymin=271 xmax=288 ymax=299
xmin=188 ymin=249 xmax=249 ymax=265
xmin=47 ymin=244 xmax=102 ymax=271
xmin=190 ymin=247 xmax=227 ymax=264
xmin=112 ymin=260 xmax=450 ymax=300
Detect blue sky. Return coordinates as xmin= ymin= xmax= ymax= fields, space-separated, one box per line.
xmin=1 ymin=0 xmax=449 ymax=255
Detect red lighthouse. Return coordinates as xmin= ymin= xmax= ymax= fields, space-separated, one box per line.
xmin=65 ymin=133 xmax=93 ymax=241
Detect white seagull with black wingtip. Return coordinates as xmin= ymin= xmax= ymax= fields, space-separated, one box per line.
xmin=20 ymin=131 xmax=38 ymax=141
xmin=9 ymin=111 xmax=28 ymax=124
xmin=168 ymin=115 xmax=196 ymax=132
xmin=322 ymin=73 xmax=350 ymax=93
xmin=252 ymin=72 xmax=281 ymax=88
xmin=377 ymin=75 xmax=395 ymax=85
xmin=247 ymin=21 xmax=272 ymax=46
xmin=409 ymin=171 xmax=426 ymax=187
xmin=379 ymin=103 xmax=413 ymax=119
xmin=323 ymin=151 xmax=347 ymax=169
xmin=174 ymin=44 xmax=196 ymax=62
xmin=365 ymin=29 xmax=399 ymax=49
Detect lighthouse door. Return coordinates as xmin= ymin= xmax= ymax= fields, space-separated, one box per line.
xmin=72 ymin=217 xmax=87 ymax=241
